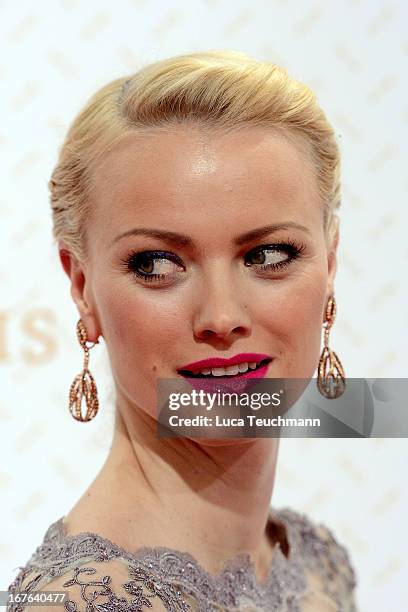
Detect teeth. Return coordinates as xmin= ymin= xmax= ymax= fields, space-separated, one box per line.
xmin=225 ymin=365 xmax=239 ymax=375
xmin=195 ymin=361 xmax=262 ymax=377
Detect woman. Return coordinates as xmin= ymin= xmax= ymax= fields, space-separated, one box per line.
xmin=7 ymin=50 xmax=357 ymax=611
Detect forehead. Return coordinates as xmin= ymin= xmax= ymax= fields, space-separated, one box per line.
xmin=88 ymin=124 xmax=321 ymax=233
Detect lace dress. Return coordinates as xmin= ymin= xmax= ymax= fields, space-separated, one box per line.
xmin=6 ymin=506 xmax=358 ymax=612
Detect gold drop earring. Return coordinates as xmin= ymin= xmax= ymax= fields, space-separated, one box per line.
xmin=317 ymin=294 xmax=346 ymax=399
xmin=68 ymin=319 xmax=100 ymax=422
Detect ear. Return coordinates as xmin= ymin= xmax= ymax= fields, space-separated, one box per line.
xmin=58 ymin=240 xmax=100 ymax=342
xmin=326 ymin=215 xmax=340 ymax=298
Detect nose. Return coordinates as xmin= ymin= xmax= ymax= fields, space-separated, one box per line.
xmin=192 ymin=267 xmax=251 ymax=343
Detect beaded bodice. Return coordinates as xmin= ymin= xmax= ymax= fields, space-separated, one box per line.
xmin=7 ymin=507 xmax=358 ymax=611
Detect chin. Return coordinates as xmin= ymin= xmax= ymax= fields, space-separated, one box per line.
xmin=188 ymin=437 xmax=260 ymax=447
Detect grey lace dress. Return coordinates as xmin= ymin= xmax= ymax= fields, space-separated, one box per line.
xmin=6 ymin=506 xmax=358 ymax=612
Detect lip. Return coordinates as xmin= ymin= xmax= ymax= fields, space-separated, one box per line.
xmin=178 ymin=359 xmax=273 ymax=394
xmin=177 ymin=353 xmax=273 ymax=375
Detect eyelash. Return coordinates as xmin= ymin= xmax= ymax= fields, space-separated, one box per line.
xmin=121 ymin=239 xmax=307 ymax=284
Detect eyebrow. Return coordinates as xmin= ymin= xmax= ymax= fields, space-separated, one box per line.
xmin=112 ymin=222 xmax=311 ymax=248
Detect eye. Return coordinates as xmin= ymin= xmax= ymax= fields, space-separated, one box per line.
xmin=244 ymin=240 xmax=306 ymax=273
xmin=121 ymin=250 xmax=185 ymax=283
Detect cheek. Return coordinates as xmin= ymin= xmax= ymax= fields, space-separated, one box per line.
xmin=257 ymin=271 xmax=326 ymax=376
xmin=272 ymin=282 xmax=324 ymax=331
xmin=94 ymin=278 xmax=182 ymax=419
xmin=95 ymin=277 xmax=184 ymax=374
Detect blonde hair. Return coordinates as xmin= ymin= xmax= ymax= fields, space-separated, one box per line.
xmin=49 ymin=50 xmax=341 ymax=263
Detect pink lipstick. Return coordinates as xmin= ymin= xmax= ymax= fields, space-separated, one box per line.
xmin=177 ymin=353 xmax=273 ymax=393
xmin=178 ymin=352 xmax=272 ymax=376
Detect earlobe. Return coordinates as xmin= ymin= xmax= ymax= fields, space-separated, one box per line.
xmin=58 ymin=242 xmax=97 ymax=336
xmin=58 ymin=244 xmax=87 ymax=308
xmin=70 ymin=278 xmax=100 ymax=344
xmin=327 ymin=246 xmax=337 ymax=285
xmin=58 ymin=242 xmax=86 ymax=304
xmin=326 ymin=217 xmax=339 ymax=295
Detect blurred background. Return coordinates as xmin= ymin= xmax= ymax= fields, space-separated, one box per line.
xmin=1 ymin=1 xmax=407 ymax=610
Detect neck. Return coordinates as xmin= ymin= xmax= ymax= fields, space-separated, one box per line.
xmin=86 ymin=390 xmax=281 ymax=580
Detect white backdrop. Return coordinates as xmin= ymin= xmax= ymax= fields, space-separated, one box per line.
xmin=1 ymin=1 xmax=407 ymax=611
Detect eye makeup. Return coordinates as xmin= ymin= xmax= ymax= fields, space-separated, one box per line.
xmin=120 ymin=238 xmax=307 ymax=285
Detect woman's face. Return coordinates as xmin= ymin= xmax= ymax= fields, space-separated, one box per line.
xmin=63 ymin=124 xmax=338 ymax=423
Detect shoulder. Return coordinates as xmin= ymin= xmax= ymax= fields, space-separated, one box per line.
xmin=6 ymin=517 xmax=193 ymax=612
xmin=7 ymin=557 xmax=181 ymax=612
xmin=274 ymin=506 xmax=358 ymax=609
xmin=6 ymin=513 xmax=193 ymax=612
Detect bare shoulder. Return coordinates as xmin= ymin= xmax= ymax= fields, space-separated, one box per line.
xmin=8 ymin=558 xmax=173 ymax=612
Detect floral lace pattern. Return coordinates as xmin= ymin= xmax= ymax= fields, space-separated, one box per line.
xmin=7 ymin=507 xmax=357 ymax=612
